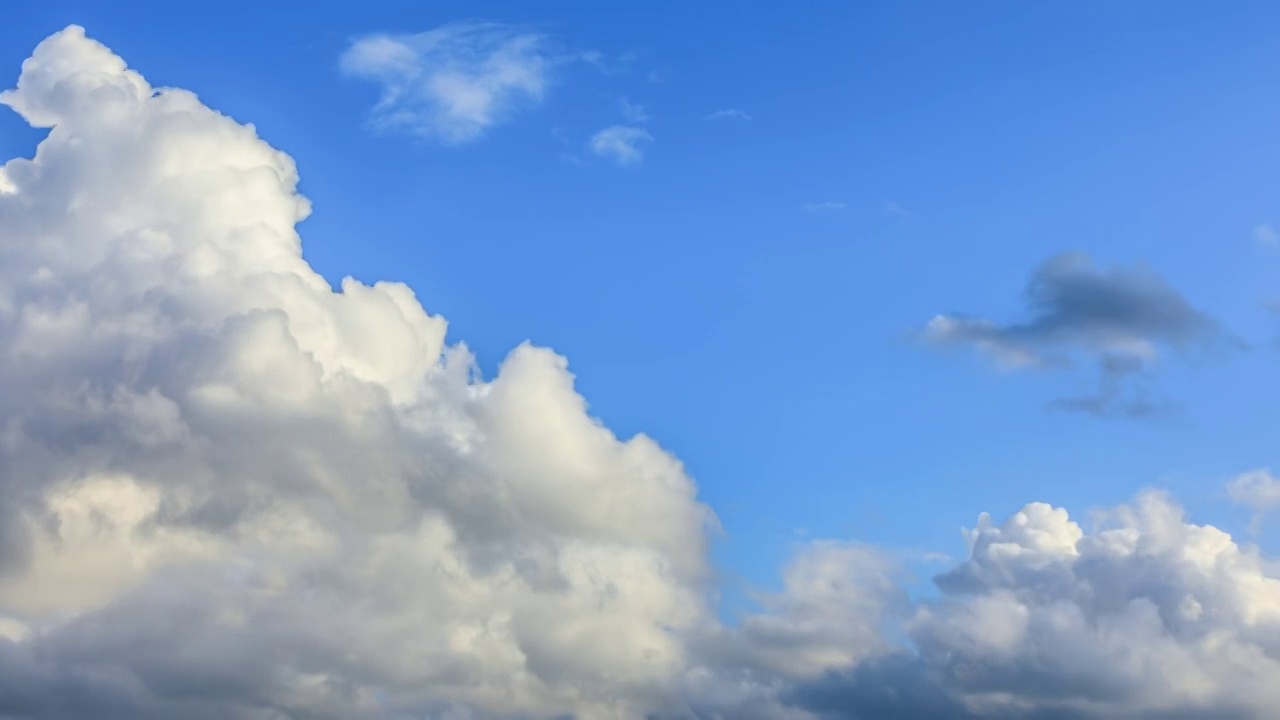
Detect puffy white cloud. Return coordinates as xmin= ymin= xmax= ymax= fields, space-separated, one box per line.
xmin=3 ymin=25 xmax=1279 ymax=720
xmin=587 ymin=125 xmax=652 ymax=166
xmin=0 ymin=25 xmax=710 ymax=719
xmin=341 ymin=22 xmax=552 ymax=144
xmin=772 ymin=492 xmax=1280 ymax=719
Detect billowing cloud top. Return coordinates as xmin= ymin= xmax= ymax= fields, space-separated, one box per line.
xmin=1 ymin=25 xmax=1279 ymax=720
xmin=0 ymin=25 xmax=710 ymax=719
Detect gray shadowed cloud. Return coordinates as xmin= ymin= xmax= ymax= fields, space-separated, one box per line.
xmin=922 ymin=252 xmax=1240 ymax=417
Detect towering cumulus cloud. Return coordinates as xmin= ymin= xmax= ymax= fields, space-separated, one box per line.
xmin=0 ymin=26 xmax=711 ymax=719
xmin=2 ymin=25 xmax=1280 ymax=720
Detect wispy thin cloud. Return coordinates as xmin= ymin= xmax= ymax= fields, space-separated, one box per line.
xmin=1256 ymin=223 xmax=1279 ymax=249
xmin=704 ymin=108 xmax=751 ymax=121
xmin=579 ymin=49 xmax=636 ymax=75
xmin=804 ymin=201 xmax=846 ymax=212
xmin=618 ymin=96 xmax=651 ymax=124
xmin=1228 ymin=469 xmax=1280 ymax=535
xmin=588 ymin=125 xmax=653 ymax=166
xmin=341 ymin=22 xmax=552 ymax=144
xmin=883 ymin=201 xmax=913 ymax=218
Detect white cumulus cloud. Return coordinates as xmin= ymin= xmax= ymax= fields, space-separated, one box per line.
xmin=697 ymin=492 xmax=1280 ymax=719
xmin=0 ymin=25 xmax=708 ymax=719
xmin=341 ymin=21 xmax=552 ymax=144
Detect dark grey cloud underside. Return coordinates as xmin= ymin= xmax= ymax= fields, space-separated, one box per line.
xmin=925 ymin=252 xmax=1239 ymax=416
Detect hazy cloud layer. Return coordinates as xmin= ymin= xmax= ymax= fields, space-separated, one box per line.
xmin=2 ymin=26 xmax=1279 ymax=720
xmin=1256 ymin=224 xmax=1279 ymax=249
xmin=923 ymin=253 xmax=1237 ymax=416
xmin=341 ymin=21 xmax=553 ymax=144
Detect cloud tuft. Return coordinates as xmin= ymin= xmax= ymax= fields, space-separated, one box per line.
xmin=587 ymin=125 xmax=653 ymax=166
xmin=704 ymin=108 xmax=751 ymax=121
xmin=341 ymin=21 xmax=552 ymax=144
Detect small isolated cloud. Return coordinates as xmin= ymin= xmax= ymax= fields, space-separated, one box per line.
xmin=704 ymin=108 xmax=751 ymax=121
xmin=588 ymin=125 xmax=652 ymax=166
xmin=922 ymin=253 xmax=1238 ymax=417
xmin=1228 ymin=469 xmax=1280 ymax=535
xmin=1256 ymin=223 xmax=1280 ymax=249
xmin=804 ymin=201 xmax=846 ymax=212
xmin=618 ymin=96 xmax=650 ymax=123
xmin=340 ymin=21 xmax=552 ymax=144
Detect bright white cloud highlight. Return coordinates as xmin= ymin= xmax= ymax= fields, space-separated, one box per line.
xmin=341 ymin=21 xmax=552 ymax=144
xmin=2 ymin=25 xmax=1278 ymax=720
xmin=587 ymin=125 xmax=652 ymax=166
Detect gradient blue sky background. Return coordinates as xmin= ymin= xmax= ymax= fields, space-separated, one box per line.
xmin=4 ymin=1 xmax=1277 ymax=612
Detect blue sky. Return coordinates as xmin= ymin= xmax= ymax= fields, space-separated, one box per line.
xmin=4 ymin=0 xmax=1279 ymax=614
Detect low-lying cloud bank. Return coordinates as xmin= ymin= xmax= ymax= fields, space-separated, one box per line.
xmin=0 ymin=26 xmax=1277 ymax=720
